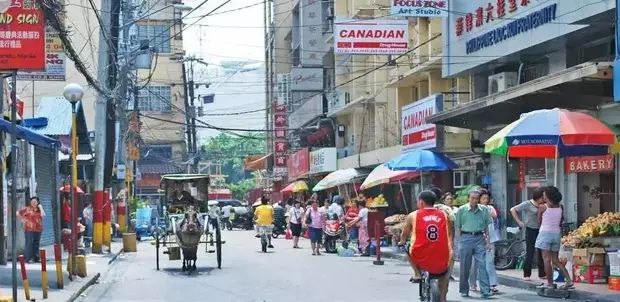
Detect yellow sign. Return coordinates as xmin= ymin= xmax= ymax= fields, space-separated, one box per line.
xmin=127 ymin=144 xmax=140 ymax=161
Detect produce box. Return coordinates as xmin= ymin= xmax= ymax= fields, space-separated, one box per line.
xmin=573 ymin=265 xmax=607 ymax=284
xmin=609 ymin=252 xmax=620 ymax=276
xmin=573 ymin=248 xmax=606 ymax=266
xmin=609 ymin=276 xmax=620 ymax=291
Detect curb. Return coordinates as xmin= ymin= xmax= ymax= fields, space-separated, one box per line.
xmin=65 ymin=247 xmax=124 ymax=302
xmin=66 ymin=273 xmax=100 ymax=302
xmin=381 ymin=249 xmax=619 ymax=302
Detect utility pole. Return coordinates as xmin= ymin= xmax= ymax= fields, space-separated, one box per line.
xmin=182 ymin=61 xmax=193 ymax=169
xmin=188 ymin=61 xmax=198 ymax=172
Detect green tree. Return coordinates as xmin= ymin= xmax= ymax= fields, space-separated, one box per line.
xmin=201 ymin=132 xmax=266 ymax=184
xmin=228 ymin=179 xmax=256 ymax=200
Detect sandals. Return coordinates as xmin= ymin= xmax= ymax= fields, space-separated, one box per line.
xmin=470 ymin=286 xmax=479 ymax=292
xmin=559 ymin=283 xmax=574 ymax=290
xmin=409 ymin=277 xmax=422 ymax=283
xmin=491 ymin=286 xmax=499 ymax=294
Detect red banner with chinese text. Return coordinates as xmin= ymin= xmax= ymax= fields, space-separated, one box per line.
xmin=0 ymin=0 xmax=45 ymax=70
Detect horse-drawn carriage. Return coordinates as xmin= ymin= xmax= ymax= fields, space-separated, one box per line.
xmin=154 ymin=174 xmax=223 ymax=272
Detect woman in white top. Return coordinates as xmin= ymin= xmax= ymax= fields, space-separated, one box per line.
xmin=286 ymin=200 xmax=304 ymax=248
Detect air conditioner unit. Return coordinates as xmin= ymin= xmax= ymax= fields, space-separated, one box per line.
xmin=488 ymin=72 xmax=518 ymax=95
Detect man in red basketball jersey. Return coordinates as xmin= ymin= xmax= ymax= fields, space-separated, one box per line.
xmin=400 ymin=190 xmax=452 ymax=302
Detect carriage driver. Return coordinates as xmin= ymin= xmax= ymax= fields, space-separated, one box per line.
xmin=172 ymin=181 xmax=196 ymax=206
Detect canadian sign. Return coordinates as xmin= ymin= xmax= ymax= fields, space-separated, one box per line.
xmin=565 ymin=155 xmax=614 ymax=174
xmin=334 ymin=19 xmax=409 ymax=55
xmin=0 ymin=0 xmax=45 ymax=70
xmin=401 ymin=94 xmax=443 ymax=151
xmin=309 ymin=148 xmax=337 ymax=174
xmin=391 ymin=0 xmax=448 ymax=17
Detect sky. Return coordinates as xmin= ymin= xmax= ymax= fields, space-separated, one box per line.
xmin=182 ymin=0 xmax=267 ymax=141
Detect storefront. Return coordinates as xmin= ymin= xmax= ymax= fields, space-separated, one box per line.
xmin=565 ymin=155 xmax=616 ymax=224
xmin=308 ymin=148 xmax=338 ymax=201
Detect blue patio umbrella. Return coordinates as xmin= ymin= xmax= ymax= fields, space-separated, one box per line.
xmin=386 ymin=149 xmax=458 ymax=171
xmin=387 ymin=149 xmax=458 ymax=190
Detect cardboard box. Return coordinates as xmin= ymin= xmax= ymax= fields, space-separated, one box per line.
xmin=573 ymin=265 xmax=607 ymax=284
xmin=609 ymin=276 xmax=620 ymax=291
xmin=573 ymin=248 xmax=606 ymax=266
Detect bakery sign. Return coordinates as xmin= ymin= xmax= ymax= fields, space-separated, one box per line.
xmin=309 ymin=148 xmax=337 ymax=174
xmin=401 ymin=94 xmax=443 ymax=151
xmin=565 ymin=155 xmax=614 ymax=174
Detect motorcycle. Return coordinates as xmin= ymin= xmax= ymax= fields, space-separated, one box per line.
xmin=230 ymin=212 xmax=254 ymax=230
xmin=323 ymin=212 xmax=344 ymax=253
xmin=272 ymin=219 xmax=287 ymax=238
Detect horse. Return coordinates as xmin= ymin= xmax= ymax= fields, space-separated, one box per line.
xmin=175 ymin=206 xmax=204 ymax=272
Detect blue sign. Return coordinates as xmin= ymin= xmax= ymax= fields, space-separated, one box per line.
xmin=466 ymin=4 xmax=557 ymax=54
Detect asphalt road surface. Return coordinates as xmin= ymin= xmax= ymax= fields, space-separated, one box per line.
xmin=78 ymin=230 xmax=580 ymax=302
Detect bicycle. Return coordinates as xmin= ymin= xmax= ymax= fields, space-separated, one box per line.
xmin=398 ymin=244 xmax=441 ymax=302
xmin=256 ymin=225 xmax=273 ymax=253
xmin=494 ymin=226 xmax=526 ymax=270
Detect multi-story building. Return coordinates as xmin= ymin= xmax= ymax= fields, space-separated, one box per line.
xmin=429 ymin=0 xmax=617 ymax=225
xmin=127 ymin=1 xmax=189 ymax=199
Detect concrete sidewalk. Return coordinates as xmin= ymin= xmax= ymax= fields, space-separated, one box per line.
xmin=0 ymin=241 xmax=124 ymax=302
xmin=381 ymin=247 xmax=620 ymax=302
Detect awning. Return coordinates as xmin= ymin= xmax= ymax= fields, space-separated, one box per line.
xmin=312 ymin=168 xmax=368 ymax=191
xmin=429 ymin=62 xmax=612 ymax=130
xmin=0 ymin=118 xmax=57 ymax=149
xmin=244 ymin=154 xmax=272 ymax=171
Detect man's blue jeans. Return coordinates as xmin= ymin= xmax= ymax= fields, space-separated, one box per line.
xmin=459 ymin=233 xmax=490 ymax=295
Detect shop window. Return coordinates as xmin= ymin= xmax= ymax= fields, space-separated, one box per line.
xmin=137 ymin=24 xmax=171 ymax=53
xmin=127 ymin=85 xmax=172 ymax=112
xmin=453 ymin=170 xmax=470 ymax=188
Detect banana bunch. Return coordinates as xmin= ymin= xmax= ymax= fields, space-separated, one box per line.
xmin=562 ymin=212 xmax=620 ymax=248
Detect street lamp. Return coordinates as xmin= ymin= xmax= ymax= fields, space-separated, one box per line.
xmin=63 ymin=83 xmax=83 ymax=276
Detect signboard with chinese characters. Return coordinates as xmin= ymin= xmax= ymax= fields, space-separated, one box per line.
xmin=300 ymin=0 xmax=324 ymax=66
xmin=290 ymin=67 xmax=323 ymax=91
xmin=288 ymin=148 xmax=310 ymax=179
xmin=334 ymin=19 xmax=409 ymax=55
xmin=309 ymin=148 xmax=337 ymax=174
xmin=273 ymin=102 xmax=288 ymax=172
xmin=442 ymin=0 xmax=611 ymax=77
xmin=391 ymin=0 xmax=448 ymax=17
xmin=401 ymin=94 xmax=443 ymax=151
xmin=0 ymin=0 xmax=45 ymax=70
xmin=18 ymin=26 xmax=65 ymax=80
xmin=565 ymin=155 xmax=614 ymax=174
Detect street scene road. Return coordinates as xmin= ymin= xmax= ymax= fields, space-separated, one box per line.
xmin=77 ymin=231 xmax=581 ymax=302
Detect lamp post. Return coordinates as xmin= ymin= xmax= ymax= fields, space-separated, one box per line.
xmin=63 ymin=83 xmax=83 ymax=276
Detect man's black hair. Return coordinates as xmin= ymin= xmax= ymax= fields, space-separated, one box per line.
xmin=428 ymin=187 xmax=442 ymax=201
xmin=418 ymin=190 xmax=437 ymax=206
xmin=532 ymin=187 xmax=545 ymax=201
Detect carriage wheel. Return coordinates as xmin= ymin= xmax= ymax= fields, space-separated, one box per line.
xmin=155 ymin=232 xmax=160 ymax=270
xmin=216 ymin=223 xmax=222 ymax=269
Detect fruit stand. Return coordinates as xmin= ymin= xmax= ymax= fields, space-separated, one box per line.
xmin=561 ymin=212 xmax=620 ymax=288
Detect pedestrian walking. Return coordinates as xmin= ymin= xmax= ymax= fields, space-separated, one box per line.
xmin=469 ymin=190 xmax=500 ymax=294
xmin=510 ymin=187 xmax=546 ymax=281
xmin=455 ymin=190 xmax=492 ymax=299
xmin=17 ymin=197 xmax=45 ymax=263
xmin=443 ymin=192 xmax=460 ymax=262
xmin=61 ymin=193 xmax=71 ymax=229
xmin=348 ymin=198 xmax=369 ymax=256
xmin=82 ymin=202 xmax=93 ymax=248
xmin=535 ymin=186 xmax=574 ymax=290
xmin=303 ymin=199 xmax=326 ymax=255
xmin=287 ymin=200 xmax=304 ymax=248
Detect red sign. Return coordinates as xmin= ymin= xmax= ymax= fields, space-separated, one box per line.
xmin=275 ymin=129 xmax=286 ymax=139
xmin=274 ymin=141 xmax=287 ymax=153
xmin=274 ymin=104 xmax=287 ymax=114
xmin=0 ymin=1 xmax=45 ymax=70
xmin=274 ymin=114 xmax=287 ymax=127
xmin=274 ymin=155 xmax=287 ymax=167
xmin=287 ymin=148 xmax=309 ymax=179
xmin=565 ymin=155 xmax=614 ymax=174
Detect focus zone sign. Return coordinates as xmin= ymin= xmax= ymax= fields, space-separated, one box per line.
xmin=0 ymin=0 xmax=45 ymax=70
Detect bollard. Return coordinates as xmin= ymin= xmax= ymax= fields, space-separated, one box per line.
xmin=373 ymin=221 xmax=384 ymax=266
xmin=54 ymin=244 xmax=63 ymax=289
xmin=76 ymin=255 xmax=87 ymax=277
xmin=40 ymin=249 xmax=48 ymax=299
xmin=18 ymin=255 xmax=30 ymax=300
